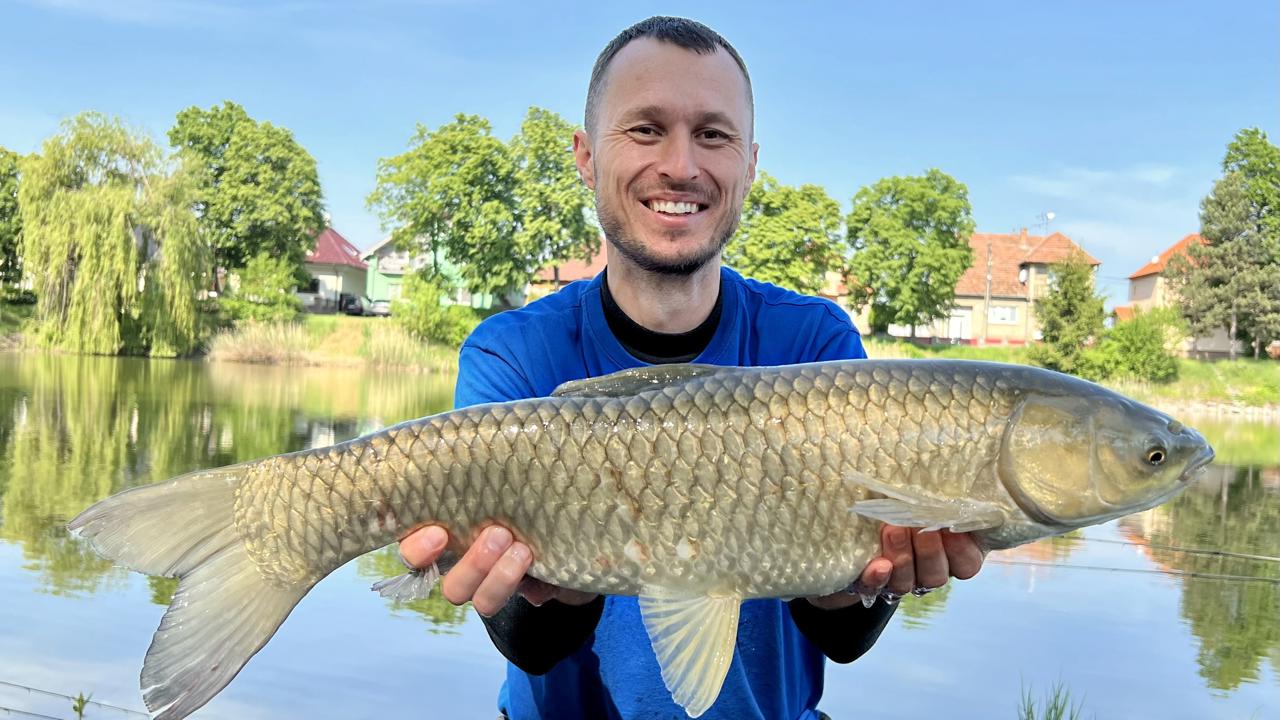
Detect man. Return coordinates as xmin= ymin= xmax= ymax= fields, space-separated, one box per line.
xmin=398 ymin=17 xmax=985 ymax=719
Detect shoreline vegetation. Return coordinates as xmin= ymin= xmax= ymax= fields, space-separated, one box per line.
xmin=1 ymin=312 xmax=1277 ymax=419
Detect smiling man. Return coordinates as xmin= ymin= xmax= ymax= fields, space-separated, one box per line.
xmin=398 ymin=17 xmax=985 ymax=719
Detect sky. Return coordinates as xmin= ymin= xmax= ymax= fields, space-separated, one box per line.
xmin=1 ymin=0 xmax=1275 ymax=306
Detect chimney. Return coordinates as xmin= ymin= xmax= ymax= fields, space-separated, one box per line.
xmin=1019 ymin=227 xmax=1029 ymax=248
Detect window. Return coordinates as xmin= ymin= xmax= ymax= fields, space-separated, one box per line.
xmin=303 ymin=277 xmax=320 ymax=293
xmin=988 ymin=305 xmax=1018 ymax=325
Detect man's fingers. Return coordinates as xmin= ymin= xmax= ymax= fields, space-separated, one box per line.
xmin=472 ymin=541 xmax=533 ymax=617
xmin=856 ymin=557 xmax=893 ymax=592
xmin=883 ymin=526 xmax=916 ymax=595
xmin=398 ymin=525 xmax=448 ymax=569
xmin=441 ymin=526 xmax=513 ymax=606
xmin=912 ymin=529 xmax=949 ymax=589
xmin=942 ymin=530 xmax=985 ymax=580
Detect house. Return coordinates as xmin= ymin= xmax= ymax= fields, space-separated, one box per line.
xmin=298 ymin=227 xmax=367 ymax=313
xmin=1113 ymin=233 xmax=1240 ymax=358
xmin=362 ymin=235 xmax=524 ymax=310
xmin=528 ymin=243 xmax=609 ymax=301
xmin=889 ymin=229 xmax=1100 ymax=344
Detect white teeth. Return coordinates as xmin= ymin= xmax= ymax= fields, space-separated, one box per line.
xmin=647 ymin=200 xmax=701 ymax=215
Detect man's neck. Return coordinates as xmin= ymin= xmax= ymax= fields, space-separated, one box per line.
xmin=604 ymin=249 xmax=722 ymax=334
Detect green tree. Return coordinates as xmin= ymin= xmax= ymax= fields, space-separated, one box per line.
xmin=0 ymin=146 xmax=22 ymax=295
xmin=19 ymin=113 xmax=207 ymax=356
xmin=1027 ymin=252 xmax=1105 ymax=375
xmin=511 ymin=107 xmax=599 ymax=287
xmin=725 ymin=171 xmax=843 ymax=295
xmin=845 ymin=170 xmax=976 ymax=337
xmin=220 ymin=252 xmax=304 ymax=323
xmin=368 ymin=114 xmax=521 ymax=295
xmin=1222 ymin=127 xmax=1280 ymax=243
xmin=1087 ymin=307 xmax=1184 ymax=382
xmin=1167 ymin=172 xmax=1280 ymax=360
xmin=168 ymin=101 xmax=325 ymax=285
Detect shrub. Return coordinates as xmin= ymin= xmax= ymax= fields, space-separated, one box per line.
xmin=206 ymin=322 xmax=313 ymax=364
xmin=393 ymin=271 xmax=481 ymax=346
xmin=220 ymin=253 xmax=304 ymax=323
xmin=1087 ymin=308 xmax=1184 ymax=382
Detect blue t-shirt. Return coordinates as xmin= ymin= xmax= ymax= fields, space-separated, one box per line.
xmin=455 ymin=266 xmax=867 ymax=720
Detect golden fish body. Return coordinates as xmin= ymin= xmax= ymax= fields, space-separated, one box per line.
xmin=69 ymin=359 xmax=1214 ymax=718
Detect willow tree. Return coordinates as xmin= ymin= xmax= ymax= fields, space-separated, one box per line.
xmin=19 ymin=113 xmax=207 ymax=356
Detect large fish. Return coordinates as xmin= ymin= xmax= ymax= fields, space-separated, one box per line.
xmin=69 ymin=359 xmax=1213 ymax=718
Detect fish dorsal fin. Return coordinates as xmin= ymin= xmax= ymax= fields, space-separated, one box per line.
xmin=551 ymin=364 xmax=727 ymax=399
xmin=846 ymin=470 xmax=1006 ymax=533
xmin=638 ymin=586 xmax=743 ymax=718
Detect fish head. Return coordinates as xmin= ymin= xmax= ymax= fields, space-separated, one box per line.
xmin=998 ymin=389 xmax=1214 ymax=530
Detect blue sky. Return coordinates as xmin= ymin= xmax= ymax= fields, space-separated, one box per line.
xmin=1 ymin=0 xmax=1275 ymax=305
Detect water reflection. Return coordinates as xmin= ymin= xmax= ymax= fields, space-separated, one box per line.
xmin=1120 ymin=463 xmax=1280 ymax=691
xmin=0 ymin=352 xmax=453 ymax=599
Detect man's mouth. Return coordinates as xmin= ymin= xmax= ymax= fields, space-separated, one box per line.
xmin=645 ymin=199 xmax=707 ymax=215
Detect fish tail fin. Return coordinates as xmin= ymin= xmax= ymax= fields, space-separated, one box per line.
xmin=68 ymin=465 xmax=312 ymax=720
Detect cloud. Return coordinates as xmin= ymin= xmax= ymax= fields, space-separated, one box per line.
xmin=1005 ymin=164 xmax=1208 ymax=306
xmin=19 ymin=0 xmax=317 ymax=27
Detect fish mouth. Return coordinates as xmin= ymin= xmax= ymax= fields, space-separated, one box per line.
xmin=1180 ymin=443 xmax=1216 ymax=482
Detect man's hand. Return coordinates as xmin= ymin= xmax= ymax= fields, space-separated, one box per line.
xmin=807 ymin=525 xmax=986 ymax=610
xmin=398 ymin=524 xmax=598 ymax=617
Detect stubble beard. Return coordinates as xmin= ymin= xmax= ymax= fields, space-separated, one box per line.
xmin=596 ymin=183 xmax=741 ymax=277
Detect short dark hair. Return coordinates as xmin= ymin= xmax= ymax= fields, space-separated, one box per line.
xmin=584 ymin=16 xmax=754 ymax=137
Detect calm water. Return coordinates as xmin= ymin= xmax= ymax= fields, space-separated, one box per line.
xmin=0 ymin=354 xmax=1276 ymax=719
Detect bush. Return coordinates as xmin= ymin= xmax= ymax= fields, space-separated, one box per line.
xmin=1080 ymin=308 xmax=1184 ymax=382
xmin=393 ymin=271 xmax=481 ymax=346
xmin=206 ymin=322 xmax=313 ymax=364
xmin=220 ymin=253 xmax=304 ymax=323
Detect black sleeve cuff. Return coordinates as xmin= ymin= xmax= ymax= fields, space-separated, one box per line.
xmin=480 ymin=595 xmax=607 ymax=675
xmin=787 ymin=597 xmax=896 ymax=664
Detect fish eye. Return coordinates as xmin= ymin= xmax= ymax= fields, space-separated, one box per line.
xmin=1145 ymin=446 xmax=1167 ymax=466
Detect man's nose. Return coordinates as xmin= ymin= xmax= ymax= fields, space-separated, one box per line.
xmin=656 ymin=133 xmax=698 ymax=181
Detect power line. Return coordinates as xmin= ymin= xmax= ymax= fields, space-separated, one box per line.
xmin=1081 ymin=537 xmax=1280 ymax=564
xmin=989 ymin=559 xmax=1280 ymax=584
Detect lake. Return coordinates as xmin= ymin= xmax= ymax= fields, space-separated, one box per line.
xmin=0 ymin=353 xmax=1276 ymax=719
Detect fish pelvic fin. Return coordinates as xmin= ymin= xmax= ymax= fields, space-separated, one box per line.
xmin=638 ymin=587 xmax=743 ymax=718
xmin=68 ymin=464 xmax=313 ymax=719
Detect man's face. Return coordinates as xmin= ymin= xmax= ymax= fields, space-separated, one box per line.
xmin=574 ymin=38 xmax=758 ymax=275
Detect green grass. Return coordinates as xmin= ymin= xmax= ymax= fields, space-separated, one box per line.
xmin=208 ymin=314 xmax=459 ymax=373
xmin=865 ymin=335 xmax=1280 ymax=408
xmin=359 ymin=322 xmax=459 ymax=372
xmin=1018 ymin=681 xmax=1088 ymax=720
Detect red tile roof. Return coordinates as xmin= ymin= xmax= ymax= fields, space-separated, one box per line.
xmin=1113 ymin=305 xmax=1136 ymax=322
xmin=1128 ymin=233 xmax=1204 ymax=280
xmin=306 ymin=227 xmax=367 ymax=270
xmin=956 ymin=229 xmax=1099 ymax=298
xmin=534 ymin=242 xmax=607 ymax=283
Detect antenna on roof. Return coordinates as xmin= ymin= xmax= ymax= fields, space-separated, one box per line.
xmin=1036 ymin=211 xmax=1055 ymax=234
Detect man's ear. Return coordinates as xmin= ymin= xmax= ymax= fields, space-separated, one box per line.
xmin=747 ymin=141 xmax=759 ymax=185
xmin=573 ymin=129 xmax=595 ymax=190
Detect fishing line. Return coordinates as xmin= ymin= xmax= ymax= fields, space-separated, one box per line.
xmin=1081 ymin=537 xmax=1280 ymax=564
xmin=0 ymin=707 xmax=63 ymax=719
xmin=988 ymin=559 xmax=1280 ymax=585
xmin=0 ymin=681 xmax=148 ymax=718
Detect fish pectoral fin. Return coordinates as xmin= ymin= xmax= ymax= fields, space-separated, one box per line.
xmin=551 ymin=364 xmax=728 ymax=398
xmin=843 ymin=470 xmax=1005 ymax=533
xmin=852 ymin=498 xmax=1005 ymax=533
xmin=638 ymin=587 xmax=742 ymax=718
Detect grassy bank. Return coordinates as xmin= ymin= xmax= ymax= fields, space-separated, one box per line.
xmin=0 ymin=302 xmax=34 ymax=343
xmin=207 ymin=315 xmax=459 ymax=373
xmin=864 ymin=336 xmax=1280 ymax=410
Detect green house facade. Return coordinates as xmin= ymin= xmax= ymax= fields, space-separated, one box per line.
xmin=361 ymin=236 xmax=520 ymax=309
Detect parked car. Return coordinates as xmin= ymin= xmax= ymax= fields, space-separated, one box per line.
xmin=366 ymin=299 xmax=392 ymax=317
xmin=341 ymin=295 xmax=366 ymax=316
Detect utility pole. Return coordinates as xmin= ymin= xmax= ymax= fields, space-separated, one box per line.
xmin=983 ymin=240 xmax=992 ymax=345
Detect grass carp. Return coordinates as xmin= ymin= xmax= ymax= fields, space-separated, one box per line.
xmin=68 ymin=359 xmax=1214 ymax=718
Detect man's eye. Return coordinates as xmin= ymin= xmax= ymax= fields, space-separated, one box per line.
xmin=630 ymin=126 xmax=657 ymax=136
xmin=700 ymin=129 xmax=728 ymax=141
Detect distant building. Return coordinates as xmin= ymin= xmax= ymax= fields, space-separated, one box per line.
xmin=890 ymin=229 xmax=1099 ymax=344
xmin=1113 ymin=233 xmax=1241 ymax=358
xmin=362 ymin=235 xmax=524 ymax=310
xmin=529 ymin=243 xmax=608 ymax=301
xmin=299 ymin=227 xmax=367 ymax=313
